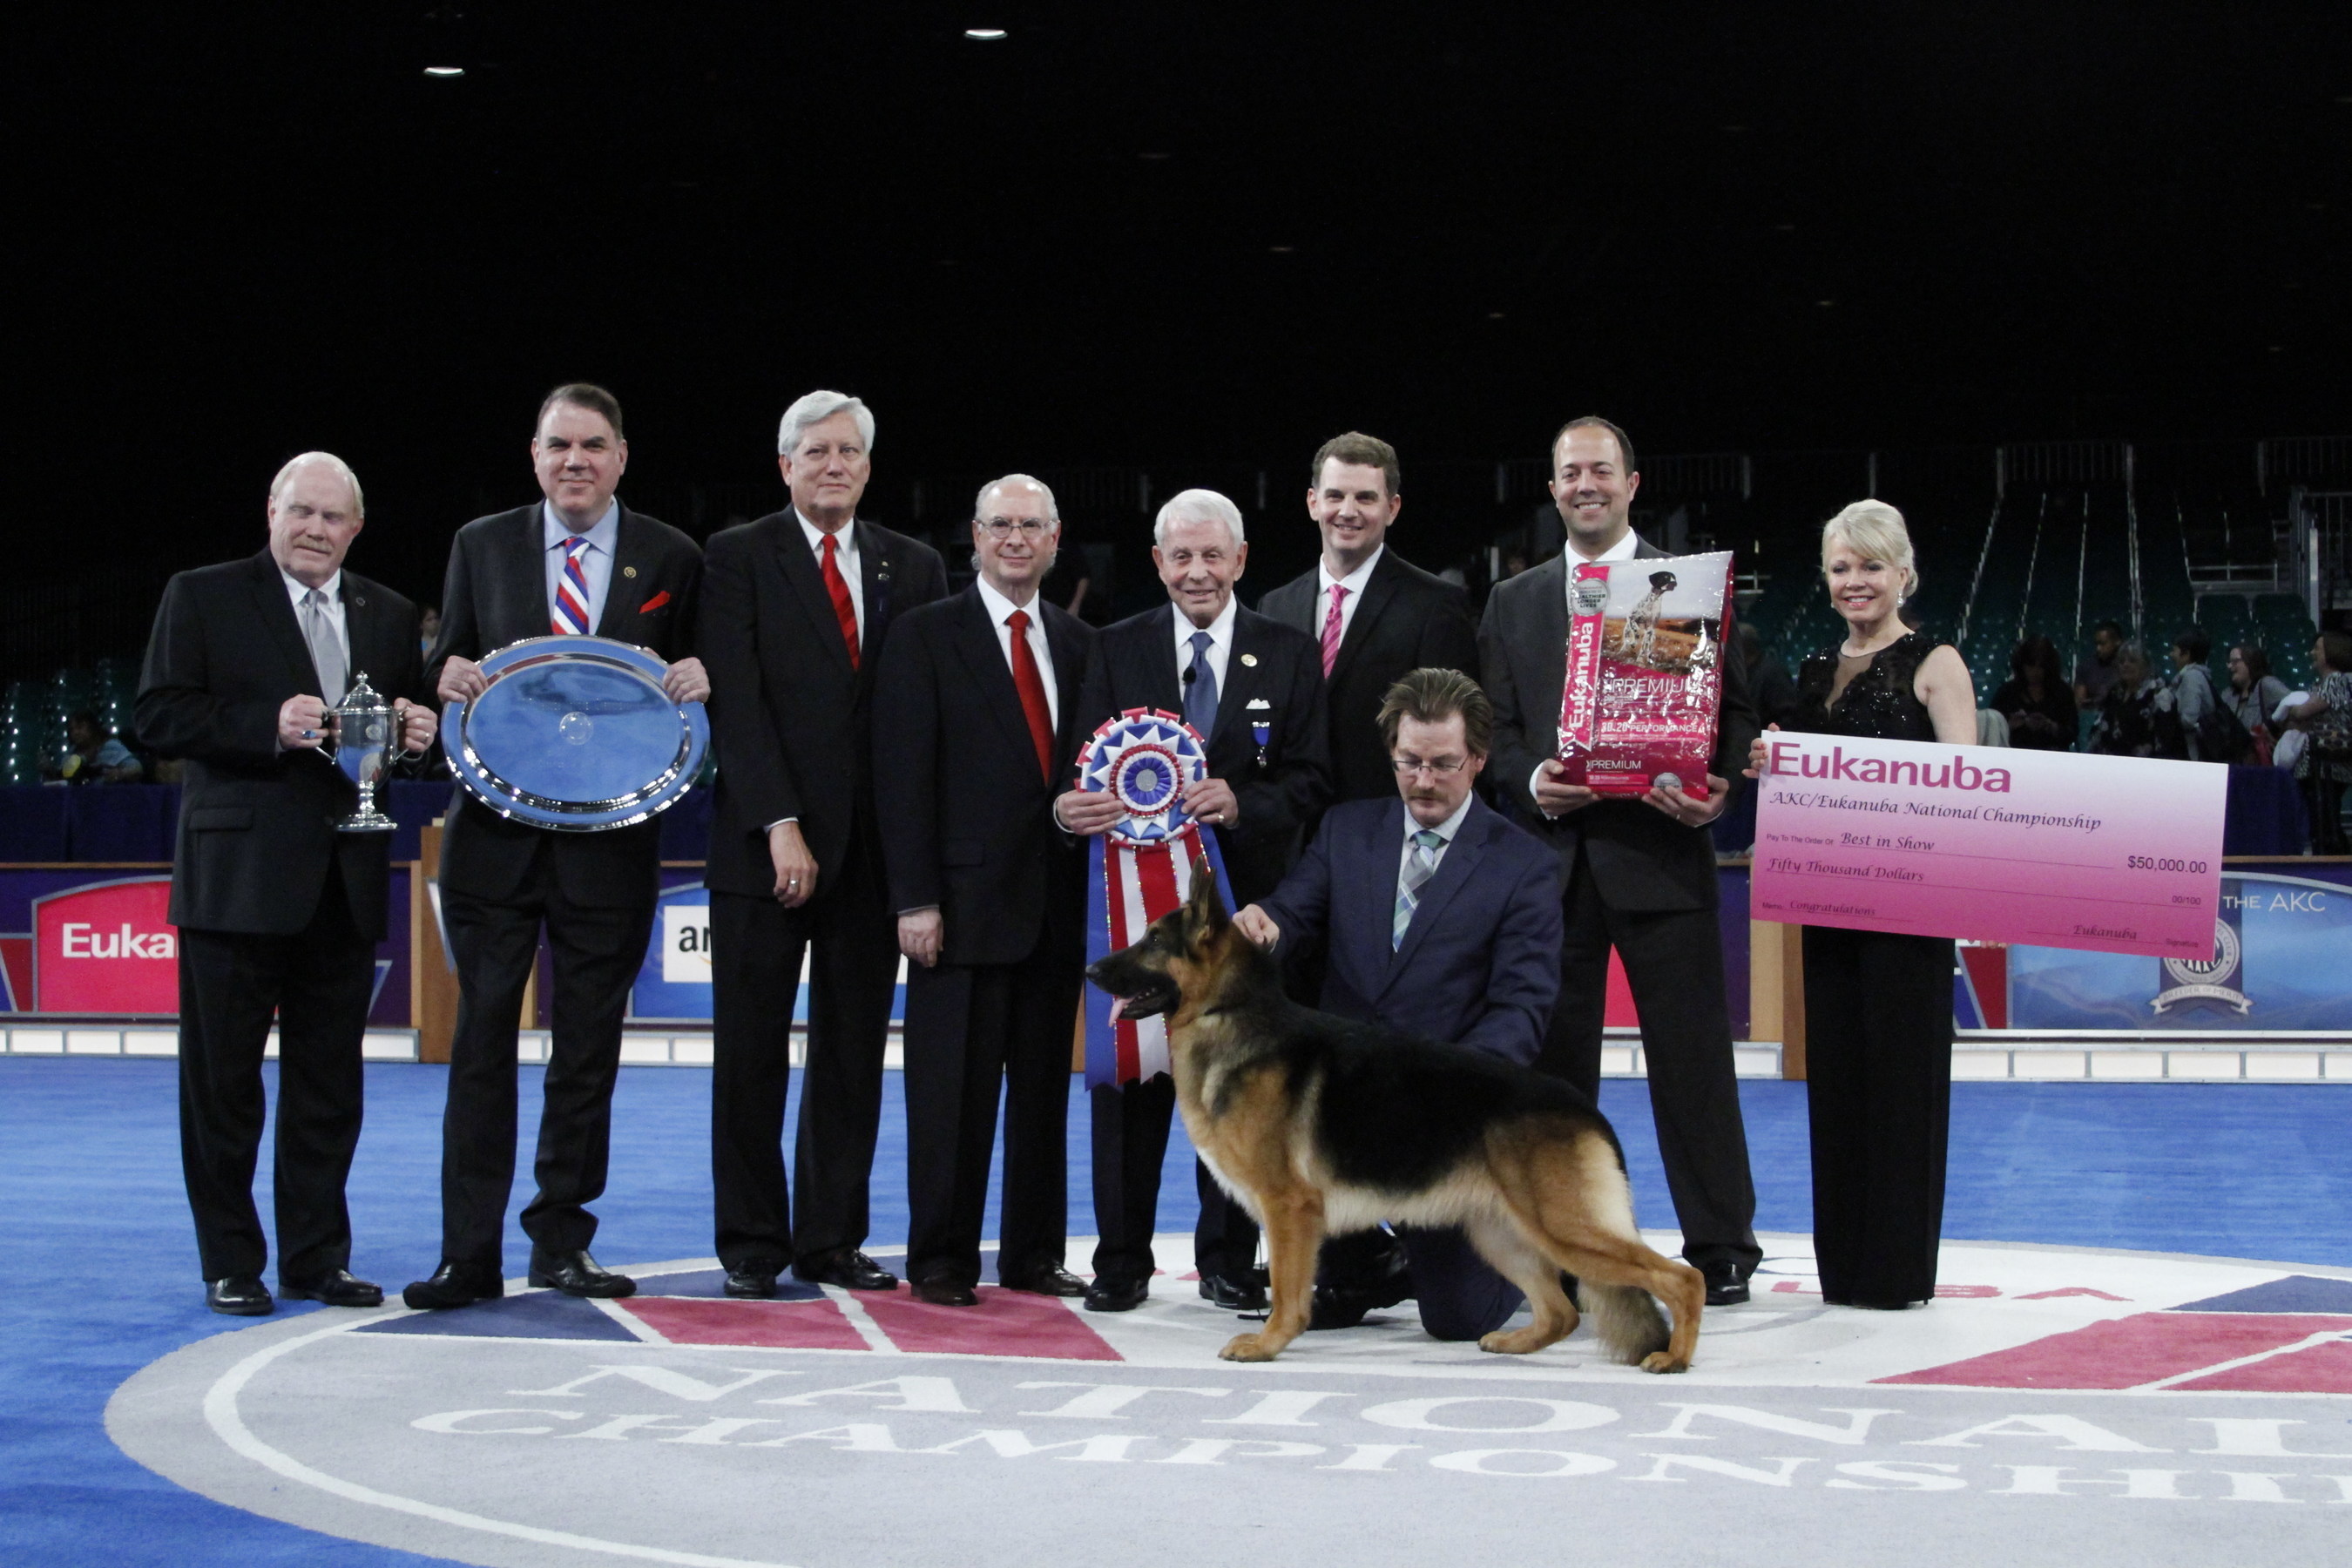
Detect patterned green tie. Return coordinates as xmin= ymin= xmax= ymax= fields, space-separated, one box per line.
xmin=1393 ymin=828 xmax=1443 ymax=950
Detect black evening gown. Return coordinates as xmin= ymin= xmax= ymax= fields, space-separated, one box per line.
xmin=1787 ymin=632 xmax=1957 ymax=1308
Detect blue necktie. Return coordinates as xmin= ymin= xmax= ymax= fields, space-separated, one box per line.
xmin=1184 ymin=629 xmax=1219 ymax=736
xmin=1394 ymin=829 xmax=1443 ymax=950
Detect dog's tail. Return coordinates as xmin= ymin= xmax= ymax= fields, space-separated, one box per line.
xmin=1578 ymin=1281 xmax=1671 ymax=1365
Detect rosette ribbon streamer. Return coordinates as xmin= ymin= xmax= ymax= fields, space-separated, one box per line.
xmin=1078 ymin=707 xmax=1236 ymax=1087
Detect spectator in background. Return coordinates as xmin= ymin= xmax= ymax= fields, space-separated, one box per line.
xmin=1990 ymin=636 xmax=2078 ymax=751
xmin=2073 ymin=618 xmax=2124 ymax=706
xmin=1737 ymin=621 xmax=1798 ymax=727
xmin=48 ymin=710 xmax=142 ymax=783
xmin=416 ymin=606 xmax=442 ymax=661
xmin=2283 ymin=630 xmax=2352 ymax=856
xmin=2223 ymin=644 xmax=2288 ymax=767
xmin=2085 ymin=643 xmax=2162 ymax=757
xmin=2161 ymin=627 xmax=2221 ymax=760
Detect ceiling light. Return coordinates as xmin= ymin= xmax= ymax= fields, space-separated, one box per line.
xmin=964 ymin=28 xmax=1007 ymax=40
xmin=1268 ymin=245 xmax=1295 ymax=253
xmin=424 ymin=65 xmax=465 ymax=78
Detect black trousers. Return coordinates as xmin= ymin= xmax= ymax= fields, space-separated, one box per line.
xmin=1400 ymin=1226 xmax=1523 ymax=1341
xmin=176 ymin=864 xmax=374 ymax=1283
xmin=437 ymin=874 xmax=653 ymax=1268
xmin=1089 ymin=1076 xmax=1260 ymax=1286
xmin=709 ymin=847 xmax=899 ymax=1271
xmin=1801 ymin=925 xmax=1955 ymax=1307
xmin=1538 ymin=855 xmax=1761 ymax=1274
xmin=902 ymin=938 xmax=1080 ymax=1288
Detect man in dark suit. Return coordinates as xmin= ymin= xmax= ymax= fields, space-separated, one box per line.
xmin=405 ymin=384 xmax=708 ymax=1311
xmin=1479 ymin=415 xmax=1762 ymax=1306
xmin=699 ymin=391 xmax=946 ymax=1300
xmin=1235 ymin=667 xmax=1561 ymax=1340
xmin=136 ymin=453 xmax=436 ymax=1315
xmin=1053 ymin=488 xmax=1333 ymax=1314
xmin=1257 ymin=432 xmax=1479 ymax=803
xmin=872 ymin=476 xmax=1095 ymax=1306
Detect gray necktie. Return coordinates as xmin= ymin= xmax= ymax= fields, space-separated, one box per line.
xmin=1184 ymin=629 xmax=1219 ymax=736
xmin=301 ymin=588 xmax=347 ymax=705
xmin=1393 ymin=828 xmax=1443 ymax=950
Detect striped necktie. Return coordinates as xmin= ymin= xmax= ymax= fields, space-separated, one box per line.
xmin=552 ymin=535 xmax=594 ymax=635
xmin=1393 ymin=828 xmax=1443 ymax=950
xmin=1320 ymin=583 xmax=1348 ymax=678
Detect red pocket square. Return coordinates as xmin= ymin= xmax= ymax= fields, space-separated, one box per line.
xmin=639 ymin=590 xmax=672 ymax=613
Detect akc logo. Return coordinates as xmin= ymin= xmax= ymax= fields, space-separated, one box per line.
xmin=35 ymin=876 xmax=178 ymax=1012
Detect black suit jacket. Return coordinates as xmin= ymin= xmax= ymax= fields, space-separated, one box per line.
xmin=1258 ymin=547 xmax=1479 ymax=802
xmin=1478 ymin=538 xmax=1759 ymax=913
xmin=1073 ymin=603 xmax=1333 ymax=907
xmin=136 ymin=551 xmax=427 ymax=940
xmin=426 ymin=502 xmax=703 ymax=906
xmin=871 ymin=588 xmax=1095 ymax=968
xmin=700 ymin=512 xmax=947 ymax=897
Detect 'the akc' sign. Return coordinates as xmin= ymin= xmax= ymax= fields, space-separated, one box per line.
xmin=34 ymin=876 xmax=178 ymax=1013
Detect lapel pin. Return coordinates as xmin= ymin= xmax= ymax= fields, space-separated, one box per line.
xmin=1240 ymin=652 xmax=1258 ymax=667
xmin=623 ymin=565 xmax=639 ymax=578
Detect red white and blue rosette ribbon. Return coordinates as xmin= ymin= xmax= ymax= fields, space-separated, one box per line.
xmin=1078 ymin=707 xmax=1236 ymax=1087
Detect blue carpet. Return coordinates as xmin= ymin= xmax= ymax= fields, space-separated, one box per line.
xmin=2 ymin=1058 xmax=2348 ymax=1564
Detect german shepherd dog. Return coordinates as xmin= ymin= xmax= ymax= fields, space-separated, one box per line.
xmin=1086 ymin=865 xmax=1704 ymax=1372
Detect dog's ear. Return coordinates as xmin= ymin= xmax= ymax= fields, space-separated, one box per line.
xmin=1184 ymin=855 xmax=1228 ymax=936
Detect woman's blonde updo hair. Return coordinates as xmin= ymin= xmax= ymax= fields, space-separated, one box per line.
xmin=1821 ymin=500 xmax=1919 ymax=602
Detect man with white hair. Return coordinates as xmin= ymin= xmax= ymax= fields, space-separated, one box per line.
xmin=1056 ymin=488 xmax=1333 ymax=1313
xmin=873 ymin=476 xmax=1095 ymax=1304
xmin=136 ymin=452 xmax=436 ymax=1315
xmin=697 ymin=391 xmax=945 ymax=1300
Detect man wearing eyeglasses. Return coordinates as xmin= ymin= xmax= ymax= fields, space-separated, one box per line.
xmin=1232 ymin=667 xmax=1560 ymax=1341
xmin=871 ymin=476 xmax=1095 ymax=1305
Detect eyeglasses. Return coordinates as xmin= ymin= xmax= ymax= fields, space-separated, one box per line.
xmin=1390 ymin=755 xmax=1470 ymax=777
xmin=980 ymin=517 xmax=1052 ymax=540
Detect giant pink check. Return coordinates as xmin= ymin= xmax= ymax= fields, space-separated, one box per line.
xmin=1751 ymin=733 xmax=2227 ymax=959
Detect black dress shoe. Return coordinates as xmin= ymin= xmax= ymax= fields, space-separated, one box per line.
xmin=279 ymin=1268 xmax=384 ymax=1308
xmin=793 ymin=1250 xmax=900 ymax=1291
xmin=723 ymin=1263 xmax=782 ymax=1299
xmin=1198 ymin=1271 xmax=1268 ymax=1312
xmin=402 ymin=1261 xmax=505 ymax=1311
xmin=1085 ymin=1277 xmax=1149 ymax=1313
xmin=1701 ymin=1261 xmax=1751 ymax=1307
xmin=206 ymin=1276 xmax=273 ymax=1316
xmin=999 ymin=1262 xmax=1086 ymax=1297
xmin=909 ymin=1278 xmax=979 ymax=1307
xmin=529 ymin=1251 xmax=636 ymax=1299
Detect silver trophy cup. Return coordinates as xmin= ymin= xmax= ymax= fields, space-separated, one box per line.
xmin=327 ymin=672 xmax=397 ymax=832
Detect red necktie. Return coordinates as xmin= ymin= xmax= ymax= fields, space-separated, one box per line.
xmin=1007 ymin=609 xmax=1055 ymax=783
xmin=820 ymin=531 xmax=860 ymax=669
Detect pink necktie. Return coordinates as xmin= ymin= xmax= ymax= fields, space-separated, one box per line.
xmin=1320 ymin=583 xmax=1348 ymax=678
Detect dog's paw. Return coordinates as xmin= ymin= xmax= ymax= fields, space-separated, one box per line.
xmin=1219 ymin=1332 xmax=1279 ymax=1362
xmin=1639 ymin=1350 xmax=1692 ymax=1374
xmin=1477 ymin=1327 xmax=1551 ymax=1355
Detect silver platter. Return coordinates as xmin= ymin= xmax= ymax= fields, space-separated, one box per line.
xmin=447 ymin=636 xmax=709 ymax=831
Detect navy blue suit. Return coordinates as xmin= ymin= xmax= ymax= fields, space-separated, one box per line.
xmin=1255 ymin=793 xmax=1564 ymax=1337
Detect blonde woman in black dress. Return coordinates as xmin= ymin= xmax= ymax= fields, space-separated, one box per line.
xmin=1746 ymin=501 xmax=1976 ymax=1308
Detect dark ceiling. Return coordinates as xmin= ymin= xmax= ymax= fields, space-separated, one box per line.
xmin=14 ymin=2 xmax=2350 ymax=601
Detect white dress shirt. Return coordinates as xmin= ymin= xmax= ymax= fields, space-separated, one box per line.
xmin=975 ymin=576 xmax=1058 ymax=731
xmin=798 ymin=510 xmax=863 ymax=640
xmin=1172 ymin=593 xmax=1239 ymax=694
xmin=1316 ymin=544 xmax=1384 ymax=650
xmin=1537 ymin=528 xmax=1644 ymax=808
xmin=543 ymin=500 xmax=620 ymax=632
